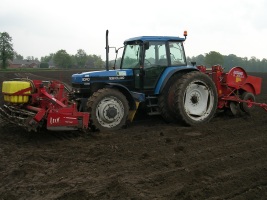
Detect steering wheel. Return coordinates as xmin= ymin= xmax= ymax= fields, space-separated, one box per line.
xmin=144 ymin=59 xmax=152 ymax=68
xmin=170 ymin=53 xmax=176 ymax=60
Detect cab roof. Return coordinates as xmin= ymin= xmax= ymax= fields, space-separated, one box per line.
xmin=124 ymin=36 xmax=185 ymax=44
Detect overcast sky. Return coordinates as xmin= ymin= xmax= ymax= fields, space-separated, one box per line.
xmin=1 ymin=0 xmax=267 ymax=61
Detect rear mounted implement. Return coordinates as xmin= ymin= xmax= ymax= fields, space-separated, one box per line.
xmin=0 ymin=79 xmax=89 ymax=132
xmin=198 ymin=65 xmax=267 ymax=114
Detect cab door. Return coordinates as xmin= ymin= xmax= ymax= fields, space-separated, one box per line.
xmin=120 ymin=41 xmax=168 ymax=91
xmin=143 ymin=41 xmax=167 ymax=89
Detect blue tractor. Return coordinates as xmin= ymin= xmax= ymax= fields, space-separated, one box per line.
xmin=71 ymin=30 xmax=218 ymax=131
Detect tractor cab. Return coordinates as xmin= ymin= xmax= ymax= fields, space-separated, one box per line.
xmin=120 ymin=35 xmax=187 ymax=93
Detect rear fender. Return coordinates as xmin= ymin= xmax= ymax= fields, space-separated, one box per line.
xmin=240 ymin=82 xmax=258 ymax=96
xmin=243 ymin=75 xmax=262 ymax=95
xmin=156 ymin=66 xmax=198 ymax=94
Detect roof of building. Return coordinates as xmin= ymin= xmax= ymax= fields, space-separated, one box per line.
xmin=11 ymin=59 xmax=40 ymax=65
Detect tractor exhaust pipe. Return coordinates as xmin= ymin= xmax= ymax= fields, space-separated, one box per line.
xmin=105 ymin=29 xmax=109 ymax=71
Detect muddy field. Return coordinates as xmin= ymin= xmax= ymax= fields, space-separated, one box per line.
xmin=0 ymin=70 xmax=267 ymax=200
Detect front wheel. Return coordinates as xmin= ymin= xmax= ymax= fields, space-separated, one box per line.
xmin=173 ymin=71 xmax=218 ymax=126
xmin=87 ymin=88 xmax=129 ymax=131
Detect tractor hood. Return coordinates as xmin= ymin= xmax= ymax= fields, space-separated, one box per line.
xmin=72 ymin=69 xmax=134 ymax=84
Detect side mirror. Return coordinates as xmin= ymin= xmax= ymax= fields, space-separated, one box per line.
xmin=144 ymin=42 xmax=149 ymax=50
xmin=191 ymin=61 xmax=196 ymax=66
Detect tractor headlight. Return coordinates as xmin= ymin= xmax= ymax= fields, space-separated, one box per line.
xmin=73 ymin=88 xmax=81 ymax=93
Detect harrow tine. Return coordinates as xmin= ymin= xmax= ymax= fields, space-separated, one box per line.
xmin=0 ymin=105 xmax=38 ymax=132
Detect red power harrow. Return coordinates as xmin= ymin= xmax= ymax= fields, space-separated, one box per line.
xmin=198 ymin=65 xmax=267 ymax=114
xmin=0 ymin=79 xmax=89 ymax=132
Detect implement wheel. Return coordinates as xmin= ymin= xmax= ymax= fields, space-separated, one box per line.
xmin=240 ymin=92 xmax=255 ymax=114
xmin=173 ymin=71 xmax=218 ymax=126
xmin=87 ymin=88 xmax=129 ymax=131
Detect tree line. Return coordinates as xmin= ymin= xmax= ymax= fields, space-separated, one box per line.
xmin=0 ymin=32 xmax=104 ymax=69
xmin=187 ymin=51 xmax=267 ymax=72
xmin=40 ymin=49 xmax=103 ymax=69
xmin=1 ymin=32 xmax=267 ymax=72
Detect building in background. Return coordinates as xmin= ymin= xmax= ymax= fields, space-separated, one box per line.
xmin=8 ymin=60 xmax=40 ymax=69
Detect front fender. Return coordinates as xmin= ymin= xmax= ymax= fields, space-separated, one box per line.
xmin=107 ymin=83 xmax=138 ymax=110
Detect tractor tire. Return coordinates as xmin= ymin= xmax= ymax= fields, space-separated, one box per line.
xmin=87 ymin=88 xmax=129 ymax=131
xmin=158 ymin=73 xmax=185 ymax=123
xmin=240 ymin=92 xmax=255 ymax=114
xmin=173 ymin=71 xmax=218 ymax=126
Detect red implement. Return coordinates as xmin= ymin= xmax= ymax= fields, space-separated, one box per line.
xmin=198 ymin=65 xmax=267 ymax=113
xmin=0 ymin=79 xmax=89 ymax=132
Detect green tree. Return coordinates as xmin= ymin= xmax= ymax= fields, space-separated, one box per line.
xmin=249 ymin=56 xmax=261 ymax=72
xmin=41 ymin=53 xmax=54 ymax=62
xmin=75 ymin=49 xmax=87 ymax=68
xmin=0 ymin=32 xmax=14 ymax=69
xmin=70 ymin=55 xmax=77 ymax=68
xmin=205 ymin=51 xmax=224 ymax=67
xmin=53 ymin=49 xmax=72 ymax=68
xmin=189 ymin=54 xmax=205 ymax=66
xmin=26 ymin=56 xmax=39 ymax=61
xmin=95 ymin=58 xmax=105 ymax=69
xmin=223 ymin=54 xmax=240 ymax=71
xmin=92 ymin=55 xmax=104 ymax=68
xmin=40 ymin=62 xmax=49 ymax=68
xmin=13 ymin=51 xmax=24 ymax=60
xmin=188 ymin=52 xmax=267 ymax=72
xmin=86 ymin=54 xmax=104 ymax=68
xmin=260 ymin=58 xmax=267 ymax=72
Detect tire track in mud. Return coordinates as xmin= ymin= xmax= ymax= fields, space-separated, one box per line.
xmin=80 ymin=115 xmax=267 ymax=199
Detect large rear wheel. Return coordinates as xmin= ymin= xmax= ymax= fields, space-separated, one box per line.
xmin=173 ymin=71 xmax=218 ymax=125
xmin=158 ymin=73 xmax=185 ymax=123
xmin=87 ymin=88 xmax=129 ymax=131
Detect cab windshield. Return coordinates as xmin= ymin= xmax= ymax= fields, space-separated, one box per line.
xmin=121 ymin=44 xmax=141 ymax=69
